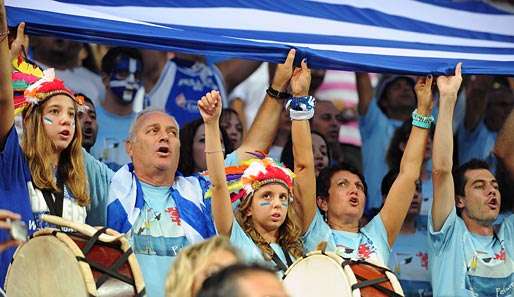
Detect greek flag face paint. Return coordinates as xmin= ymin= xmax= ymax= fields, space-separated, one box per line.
xmin=109 ymin=55 xmax=142 ymax=105
xmin=258 ymin=201 xmax=271 ymax=207
xmin=43 ymin=116 xmax=53 ymax=125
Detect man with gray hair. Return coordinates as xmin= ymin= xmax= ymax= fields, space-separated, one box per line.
xmin=105 ymin=49 xmax=298 ymax=297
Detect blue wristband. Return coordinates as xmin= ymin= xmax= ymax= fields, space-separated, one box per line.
xmin=411 ymin=109 xmax=434 ymax=129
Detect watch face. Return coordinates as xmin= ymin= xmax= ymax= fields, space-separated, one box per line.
xmin=9 ymin=219 xmax=28 ymax=242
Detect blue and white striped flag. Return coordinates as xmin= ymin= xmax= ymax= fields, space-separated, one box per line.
xmin=6 ymin=0 xmax=514 ymax=74
xmin=106 ymin=164 xmax=216 ymax=243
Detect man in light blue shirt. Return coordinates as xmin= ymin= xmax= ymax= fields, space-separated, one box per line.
xmin=458 ymin=78 xmax=513 ymax=166
xmin=357 ymin=74 xmax=416 ymax=211
xmin=430 ymin=64 xmax=514 ymax=297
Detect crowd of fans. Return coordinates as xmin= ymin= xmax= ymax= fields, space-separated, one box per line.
xmin=1 ymin=5 xmax=514 ymax=297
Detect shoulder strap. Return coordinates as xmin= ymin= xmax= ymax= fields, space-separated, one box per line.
xmin=268 ymin=244 xmax=293 ymax=272
xmin=40 ymin=175 xmax=65 ymax=217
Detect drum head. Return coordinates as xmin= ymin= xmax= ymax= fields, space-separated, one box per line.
xmin=5 ymin=235 xmax=89 ymax=297
xmin=283 ymin=253 xmax=353 ymax=297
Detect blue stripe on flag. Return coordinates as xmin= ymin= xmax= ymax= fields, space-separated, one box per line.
xmin=170 ymin=188 xmax=216 ymax=239
xmin=107 ymin=199 xmax=133 ymax=233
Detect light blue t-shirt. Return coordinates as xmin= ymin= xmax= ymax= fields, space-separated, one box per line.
xmin=90 ymin=104 xmax=136 ymax=171
xmin=130 ymin=182 xmax=190 ymax=297
xmin=359 ymin=98 xmax=402 ymax=210
xmin=303 ymin=210 xmax=390 ymax=266
xmin=388 ymin=229 xmax=432 ymax=297
xmin=457 ymin=120 xmax=497 ymax=166
xmin=428 ymin=208 xmax=514 ymax=297
xmin=230 ymin=219 xmax=292 ymax=277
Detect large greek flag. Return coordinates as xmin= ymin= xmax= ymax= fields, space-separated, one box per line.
xmin=6 ymin=0 xmax=514 ymax=75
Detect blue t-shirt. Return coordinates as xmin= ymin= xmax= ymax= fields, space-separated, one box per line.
xmin=145 ymin=58 xmax=226 ymax=126
xmin=359 ymin=98 xmax=402 ymax=210
xmin=388 ymin=229 xmax=432 ymax=297
xmin=303 ymin=210 xmax=390 ymax=266
xmin=90 ymin=104 xmax=136 ymax=171
xmin=428 ymin=208 xmax=514 ymax=297
xmin=457 ymin=120 xmax=497 ymax=166
xmin=0 ymin=127 xmax=101 ymax=286
xmin=130 ymin=182 xmax=190 ymax=297
xmin=230 ymin=219 xmax=293 ymax=277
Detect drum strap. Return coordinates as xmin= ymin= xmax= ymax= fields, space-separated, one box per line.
xmin=269 ymin=245 xmax=293 ymax=272
xmin=351 ymin=276 xmax=403 ymax=297
xmin=77 ymin=228 xmax=146 ymax=297
xmin=343 ymin=260 xmax=403 ymax=297
xmin=41 ymin=174 xmax=65 ymax=217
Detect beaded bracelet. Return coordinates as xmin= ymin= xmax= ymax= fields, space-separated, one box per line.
xmin=411 ymin=109 xmax=434 ymax=129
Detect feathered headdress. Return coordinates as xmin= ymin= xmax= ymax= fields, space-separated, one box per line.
xmin=205 ymin=152 xmax=295 ymax=204
xmin=11 ymin=53 xmax=82 ymax=115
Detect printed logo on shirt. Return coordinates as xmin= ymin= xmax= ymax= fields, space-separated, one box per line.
xmin=131 ymin=206 xmax=188 ymax=257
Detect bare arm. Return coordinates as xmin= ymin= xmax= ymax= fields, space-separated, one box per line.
xmin=289 ymin=59 xmax=317 ymax=232
xmin=217 ymin=59 xmax=261 ymax=94
xmin=235 ymin=49 xmax=295 ymax=161
xmin=432 ymin=63 xmax=463 ymax=232
xmin=356 ymin=72 xmax=373 ymax=116
xmin=199 ymin=90 xmax=233 ymax=235
xmin=494 ymin=108 xmax=514 ymax=176
xmin=380 ymin=75 xmax=433 ymax=246
xmin=0 ymin=5 xmax=14 ymax=147
xmin=463 ymin=76 xmax=493 ymax=131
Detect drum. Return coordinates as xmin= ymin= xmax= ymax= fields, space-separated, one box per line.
xmin=283 ymin=250 xmax=404 ymax=297
xmin=5 ymin=215 xmax=146 ymax=297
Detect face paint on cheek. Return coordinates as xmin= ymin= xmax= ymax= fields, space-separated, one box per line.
xmin=43 ymin=116 xmax=54 ymax=125
xmin=258 ymin=202 xmax=271 ymax=207
xmin=281 ymin=201 xmax=289 ymax=208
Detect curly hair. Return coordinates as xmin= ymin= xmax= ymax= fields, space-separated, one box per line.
xmin=21 ymin=95 xmax=89 ymax=206
xmin=165 ymin=236 xmax=241 ymax=297
xmin=234 ymin=190 xmax=303 ymax=260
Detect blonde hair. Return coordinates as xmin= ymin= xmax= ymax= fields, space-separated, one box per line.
xmin=235 ymin=189 xmax=304 ymax=260
xmin=165 ymin=236 xmax=240 ymax=297
xmin=21 ymin=96 xmax=89 ymax=206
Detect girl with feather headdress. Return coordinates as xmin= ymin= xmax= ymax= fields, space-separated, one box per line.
xmin=0 ymin=16 xmax=95 ymax=283
xmin=200 ymin=51 xmax=317 ymax=275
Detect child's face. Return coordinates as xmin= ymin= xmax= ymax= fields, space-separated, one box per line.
xmin=41 ymin=95 xmax=77 ymax=152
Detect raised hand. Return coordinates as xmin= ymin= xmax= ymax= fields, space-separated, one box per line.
xmin=290 ymin=58 xmax=311 ymax=97
xmin=10 ymin=22 xmax=26 ymax=61
xmin=414 ymin=75 xmax=434 ymax=115
xmin=437 ymin=63 xmax=463 ymax=102
xmin=197 ymin=90 xmax=222 ymax=124
xmin=271 ymin=49 xmax=296 ymax=92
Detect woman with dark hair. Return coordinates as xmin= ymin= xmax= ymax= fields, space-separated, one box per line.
xmin=299 ymin=76 xmax=434 ymax=268
xmin=178 ymin=118 xmax=233 ymax=176
xmin=280 ymin=130 xmax=330 ymax=176
xmin=220 ymin=108 xmax=244 ymax=149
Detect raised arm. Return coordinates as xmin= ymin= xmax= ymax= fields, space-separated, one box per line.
xmin=288 ymin=59 xmax=317 ymax=232
xmin=356 ymin=72 xmax=373 ymax=116
xmin=380 ymin=75 xmax=433 ymax=246
xmin=235 ymin=49 xmax=295 ymax=161
xmin=494 ymin=108 xmax=514 ymax=176
xmin=199 ymin=90 xmax=233 ymax=235
xmin=432 ymin=63 xmax=463 ymax=232
xmin=0 ymin=5 xmax=14 ymax=146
